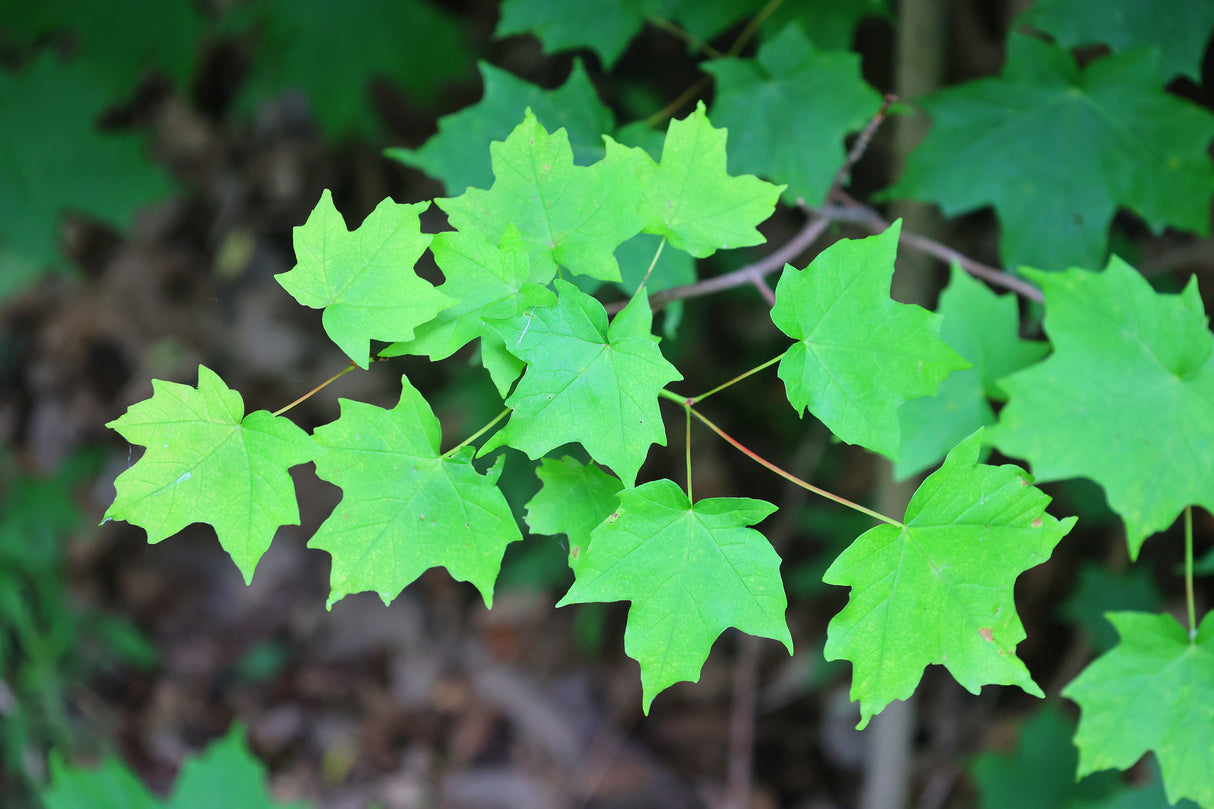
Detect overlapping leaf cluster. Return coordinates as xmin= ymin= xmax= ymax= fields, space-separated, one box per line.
xmin=100 ymin=1 xmax=1214 ymax=803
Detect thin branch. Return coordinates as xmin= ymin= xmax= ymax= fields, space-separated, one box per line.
xmin=809 ymin=201 xmax=1045 ymax=303
xmin=829 ymin=93 xmax=897 ymax=198
xmin=272 ymin=362 xmax=357 ymax=417
xmin=606 ymin=214 xmax=832 ymax=314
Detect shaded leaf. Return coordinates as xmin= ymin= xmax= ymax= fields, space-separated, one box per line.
xmin=895 ymin=265 xmax=1048 ymax=480
xmin=991 ymin=257 xmax=1214 ymax=558
xmin=386 ymin=60 xmax=613 ymax=194
xmin=706 ymin=24 xmax=883 ymax=205
xmin=887 ymin=35 xmax=1214 ymax=271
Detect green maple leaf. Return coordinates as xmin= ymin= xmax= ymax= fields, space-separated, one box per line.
xmin=438 ymin=110 xmax=645 ymax=283
xmin=1063 ymin=611 xmax=1214 ymax=807
xmin=386 ymin=60 xmax=614 ymax=195
xmin=771 ymin=222 xmax=969 ymax=459
xmin=276 ymin=189 xmax=452 ymax=369
xmin=310 ymin=375 xmax=522 ymax=608
xmin=990 ymin=257 xmax=1214 ymax=558
xmin=380 ymin=226 xmax=555 ymax=362
xmin=524 ymin=456 xmax=623 ymax=565
xmin=1020 ymin=0 xmax=1214 ymax=82
xmin=556 ymin=479 xmax=791 ymax=711
xmin=970 ymin=706 xmax=1123 ymax=809
xmin=495 ymin=0 xmax=669 ymax=67
xmin=705 ymin=24 xmax=883 ymax=205
xmin=104 ymin=366 xmax=317 ymax=584
xmin=233 ymin=0 xmax=470 ymax=137
xmin=895 ymin=265 xmax=1047 ymax=479
xmin=887 ymin=35 xmax=1214 ymax=271
xmin=45 ymin=724 xmax=311 ymax=809
xmin=630 ymin=101 xmax=785 ymax=258
xmin=481 ymin=280 xmax=682 ymax=487
xmin=6 ymin=0 xmax=204 ymax=96
xmin=0 ymin=53 xmax=172 ymax=284
xmin=824 ymin=430 xmax=1074 ymax=729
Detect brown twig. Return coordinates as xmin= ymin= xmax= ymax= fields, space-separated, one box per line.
xmin=808 ymin=201 xmax=1044 ymax=303
xmin=605 ymin=214 xmax=832 ymax=315
xmin=828 ymin=93 xmax=897 ymax=199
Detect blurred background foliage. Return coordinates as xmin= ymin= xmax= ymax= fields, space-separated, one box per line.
xmin=0 ymin=0 xmax=1210 ymax=806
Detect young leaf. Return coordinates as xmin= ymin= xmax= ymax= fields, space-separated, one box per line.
xmin=630 ymin=101 xmax=785 ymax=257
xmin=895 ymin=265 xmax=1047 ymax=479
xmin=104 ymin=367 xmax=317 ymax=584
xmin=380 ymin=225 xmax=555 ymax=362
xmin=824 ymin=430 xmax=1075 ymax=729
xmin=556 ymin=479 xmax=791 ymax=712
xmin=309 ymin=375 xmax=522 ymax=609
xmin=524 ymin=456 xmax=623 ymax=565
xmin=386 ymin=60 xmax=614 ymax=195
xmin=276 ymin=189 xmax=452 ymax=369
xmin=1020 ymin=0 xmax=1214 ymax=81
xmin=990 ymin=257 xmax=1214 ymax=559
xmin=886 ymin=35 xmax=1214 ymax=271
xmin=481 ymin=280 xmax=682 ymax=487
xmin=705 ymin=24 xmax=883 ymax=205
xmin=771 ymin=222 xmax=969 ymax=459
xmin=438 ymin=110 xmax=645 ymax=283
xmin=1063 ymin=611 xmax=1214 ymax=808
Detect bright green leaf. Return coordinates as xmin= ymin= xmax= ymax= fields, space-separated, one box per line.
xmin=0 ymin=53 xmax=172 ymax=280
xmin=771 ymin=222 xmax=969 ymax=459
xmin=990 ymin=257 xmax=1214 ymax=558
xmin=276 ymin=189 xmax=452 ymax=369
xmin=104 ymin=366 xmax=317 ymax=584
xmin=524 ymin=456 xmax=623 ymax=565
xmin=631 ymin=101 xmax=784 ymax=257
xmin=887 ymin=35 xmax=1214 ymax=271
xmin=386 ymin=60 xmax=613 ymax=194
xmin=438 ymin=110 xmax=646 ymax=283
xmin=380 ymin=226 xmax=555 ymax=362
xmin=895 ymin=265 xmax=1047 ymax=479
xmin=233 ymin=0 xmax=471 ymax=137
xmin=824 ymin=430 xmax=1075 ymax=729
xmin=557 ymin=479 xmax=791 ymax=712
xmin=1020 ymin=0 xmax=1214 ymax=81
xmin=1064 ymin=611 xmax=1214 ymax=808
xmin=706 ymin=24 xmax=883 ymax=205
xmin=310 ymin=375 xmax=522 ymax=608
xmin=481 ymin=280 xmax=682 ymax=487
